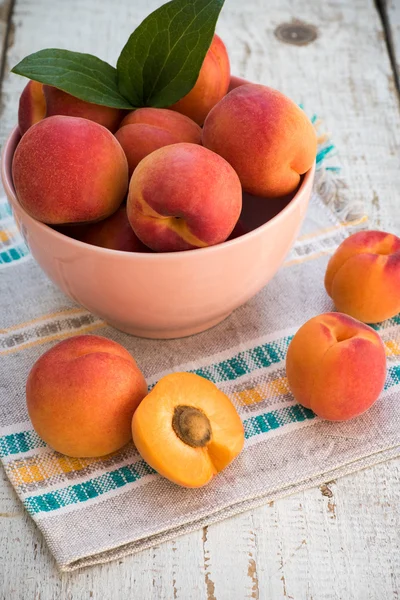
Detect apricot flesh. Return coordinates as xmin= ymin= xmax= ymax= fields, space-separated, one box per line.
xmin=286 ymin=312 xmax=387 ymax=421
xmin=325 ymin=230 xmax=400 ymax=323
xmin=132 ymin=372 xmax=244 ymax=487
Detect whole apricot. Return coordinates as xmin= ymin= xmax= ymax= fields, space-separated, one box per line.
xmin=12 ymin=116 xmax=128 ymax=225
xmin=26 ymin=335 xmax=148 ymax=457
xmin=44 ymin=85 xmax=124 ymax=132
xmin=169 ymin=34 xmax=230 ymax=125
xmin=127 ymin=143 xmax=242 ymax=252
xmin=78 ymin=206 xmax=151 ymax=252
xmin=325 ymin=230 xmax=400 ymax=323
xmin=18 ymin=80 xmax=47 ymax=135
xmin=286 ymin=313 xmax=386 ymax=421
xmin=115 ymin=108 xmax=201 ymax=175
xmin=202 ymin=83 xmax=317 ymax=198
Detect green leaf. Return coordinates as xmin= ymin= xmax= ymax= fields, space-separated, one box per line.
xmin=12 ymin=49 xmax=134 ymax=109
xmin=117 ymin=0 xmax=225 ymax=108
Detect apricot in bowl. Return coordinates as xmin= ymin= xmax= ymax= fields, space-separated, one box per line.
xmin=2 ymin=122 xmax=315 ymax=338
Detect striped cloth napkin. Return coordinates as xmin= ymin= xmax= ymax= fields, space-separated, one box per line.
xmin=1 ymin=138 xmax=399 ymax=571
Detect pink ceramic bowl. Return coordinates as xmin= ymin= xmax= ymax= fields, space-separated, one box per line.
xmin=2 ymin=127 xmax=314 ymax=339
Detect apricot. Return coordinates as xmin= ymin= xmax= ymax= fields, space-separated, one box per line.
xmin=202 ymin=83 xmax=317 ymax=198
xmin=44 ymin=85 xmax=124 ymax=132
xmin=325 ymin=231 xmax=400 ymax=323
xmin=78 ymin=206 xmax=151 ymax=252
xmin=132 ymin=372 xmax=244 ymax=487
xmin=127 ymin=143 xmax=242 ymax=252
xmin=26 ymin=335 xmax=148 ymax=457
xmin=286 ymin=313 xmax=386 ymax=421
xmin=115 ymin=108 xmax=202 ymax=175
xmin=12 ymin=115 xmax=129 ymax=225
xmin=18 ymin=80 xmax=47 ymax=135
xmin=228 ymin=75 xmax=248 ymax=92
xmin=169 ymin=34 xmax=230 ymax=125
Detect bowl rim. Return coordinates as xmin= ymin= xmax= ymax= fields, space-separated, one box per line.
xmin=1 ymin=125 xmax=316 ymax=260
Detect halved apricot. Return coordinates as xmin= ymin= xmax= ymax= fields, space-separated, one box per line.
xmin=132 ymin=372 xmax=244 ymax=487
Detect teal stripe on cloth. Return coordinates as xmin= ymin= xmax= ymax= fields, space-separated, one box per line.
xmin=0 ymin=430 xmax=46 ymax=458
xmin=0 ymin=244 xmax=29 ymax=264
xmin=2 ymin=334 xmax=400 ymax=459
xmin=0 ymin=202 xmax=13 ymax=219
xmin=385 ymin=364 xmax=400 ymax=390
xmin=0 ymin=201 xmax=30 ymax=266
xmin=371 ymin=314 xmax=400 ymax=330
xmin=25 ymin=460 xmax=156 ymax=515
xmin=19 ymin=356 xmax=400 ymax=515
xmin=244 ymin=404 xmax=315 ymax=438
xmin=24 ymin=404 xmax=316 ymax=515
xmin=316 ymin=143 xmax=335 ymax=166
xmin=145 ymin=336 xmax=292 ymax=393
xmin=3 ymin=334 xmax=291 ymax=457
xmin=189 ymin=336 xmax=292 ymax=384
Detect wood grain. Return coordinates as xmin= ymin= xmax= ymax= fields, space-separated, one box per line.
xmin=1 ymin=0 xmax=400 ymax=598
xmin=1 ymin=459 xmax=399 ymax=599
xmin=0 ymin=0 xmax=14 ymax=92
xmin=380 ymin=0 xmax=400 ymax=90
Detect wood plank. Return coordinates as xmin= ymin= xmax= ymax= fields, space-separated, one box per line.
xmin=1 ymin=0 xmax=400 ymax=229
xmin=379 ymin=0 xmax=400 ymax=90
xmin=0 ymin=0 xmax=14 ymax=90
xmin=1 ymin=459 xmax=399 ymax=599
xmin=0 ymin=0 xmax=400 ymax=598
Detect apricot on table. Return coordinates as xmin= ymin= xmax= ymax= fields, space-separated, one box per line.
xmin=115 ymin=108 xmax=202 ymax=175
xmin=286 ymin=312 xmax=387 ymax=421
xmin=77 ymin=206 xmax=151 ymax=252
xmin=132 ymin=372 xmax=244 ymax=487
xmin=325 ymin=230 xmax=400 ymax=323
xmin=26 ymin=335 xmax=148 ymax=457
xmin=169 ymin=34 xmax=230 ymax=126
xmin=44 ymin=85 xmax=125 ymax=132
xmin=202 ymin=83 xmax=317 ymax=198
xmin=18 ymin=80 xmax=47 ymax=135
xmin=127 ymin=143 xmax=242 ymax=252
xmin=12 ymin=115 xmax=129 ymax=225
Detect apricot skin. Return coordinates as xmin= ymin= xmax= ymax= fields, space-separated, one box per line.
xmin=325 ymin=231 xmax=400 ymax=323
xmin=77 ymin=206 xmax=151 ymax=252
xmin=44 ymin=85 xmax=124 ymax=132
xmin=12 ymin=115 xmax=129 ymax=225
xmin=202 ymin=83 xmax=317 ymax=198
xmin=18 ymin=80 xmax=47 ymax=136
xmin=169 ymin=34 xmax=231 ymax=126
xmin=127 ymin=143 xmax=242 ymax=252
xmin=286 ymin=312 xmax=387 ymax=421
xmin=115 ymin=108 xmax=202 ymax=175
xmin=26 ymin=335 xmax=148 ymax=458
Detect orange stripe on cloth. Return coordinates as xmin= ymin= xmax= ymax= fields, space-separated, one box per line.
xmin=297 ymin=216 xmax=368 ymax=242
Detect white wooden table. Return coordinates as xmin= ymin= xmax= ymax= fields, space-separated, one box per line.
xmin=1 ymin=0 xmax=400 ymax=598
